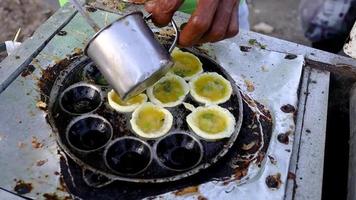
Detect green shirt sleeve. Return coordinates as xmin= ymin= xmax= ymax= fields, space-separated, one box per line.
xmin=178 ymin=0 xmax=198 ymax=14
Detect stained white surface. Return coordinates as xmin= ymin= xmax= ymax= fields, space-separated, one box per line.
xmin=151 ymin=38 xmax=304 ymax=200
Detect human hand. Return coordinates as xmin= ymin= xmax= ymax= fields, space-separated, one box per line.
xmin=145 ymin=0 xmax=239 ymax=47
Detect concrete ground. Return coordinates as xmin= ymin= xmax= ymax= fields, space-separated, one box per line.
xmin=0 ymin=0 xmax=56 ymax=60
xmin=247 ymin=0 xmax=310 ymax=46
xmin=0 ymin=0 xmax=55 ymax=42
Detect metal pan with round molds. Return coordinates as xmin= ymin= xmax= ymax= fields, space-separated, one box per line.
xmin=47 ymin=48 xmax=243 ymax=183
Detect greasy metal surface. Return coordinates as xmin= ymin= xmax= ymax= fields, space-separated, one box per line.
xmin=46 ymin=49 xmax=244 ymax=183
xmin=147 ymin=37 xmax=304 ymax=199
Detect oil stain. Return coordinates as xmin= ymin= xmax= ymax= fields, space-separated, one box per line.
xmin=14 ymin=180 xmax=33 ymax=195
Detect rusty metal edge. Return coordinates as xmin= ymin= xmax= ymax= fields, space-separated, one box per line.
xmin=236 ymin=30 xmax=356 ymax=76
xmin=285 ymin=67 xmax=311 ymax=200
xmin=286 ymin=67 xmax=330 ymax=200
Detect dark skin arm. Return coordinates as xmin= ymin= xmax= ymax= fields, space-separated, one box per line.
xmin=145 ymin=0 xmax=239 ymax=47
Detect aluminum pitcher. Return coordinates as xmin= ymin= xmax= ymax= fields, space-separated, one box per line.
xmin=85 ymin=11 xmax=178 ymax=100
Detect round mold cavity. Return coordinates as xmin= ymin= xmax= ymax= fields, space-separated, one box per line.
xmin=66 ymin=114 xmax=113 ymax=153
xmin=59 ymin=82 xmax=103 ymax=115
xmin=154 ymin=132 xmax=203 ymax=171
xmin=82 ymin=62 xmax=109 ymax=86
xmin=104 ymin=137 xmax=152 ymax=175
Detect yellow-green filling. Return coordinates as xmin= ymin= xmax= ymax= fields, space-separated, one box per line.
xmin=153 ymin=79 xmax=184 ymax=103
xmin=111 ymin=92 xmax=145 ymax=106
xmin=194 ymin=75 xmax=228 ymax=101
xmin=136 ymin=107 xmax=165 ymax=133
xmin=196 ymin=110 xmax=227 ymax=134
xmin=171 ymin=52 xmax=202 ymax=78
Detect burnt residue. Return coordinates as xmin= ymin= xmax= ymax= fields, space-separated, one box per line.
xmin=31 ymin=136 xmax=44 ymax=149
xmin=86 ymin=6 xmax=97 ymax=12
xmin=232 ymin=164 xmax=249 ymax=181
xmin=222 ymin=93 xmax=273 ymax=183
xmin=43 ymin=193 xmax=60 ymax=200
xmin=57 ymin=176 xmax=69 ymax=193
xmin=198 ymin=195 xmax=208 ymax=200
xmin=43 ymin=193 xmax=71 ymax=200
xmin=284 ymin=54 xmax=298 ymax=60
xmin=174 ymin=186 xmax=199 ymax=196
xmin=280 ymin=104 xmax=296 ymax=113
xmin=266 ymin=173 xmax=282 ymax=189
xmin=240 ymin=46 xmax=252 ymax=52
xmin=277 ymin=132 xmax=289 ymax=145
xmin=268 ymin=155 xmax=277 ymax=165
xmin=57 ymin=30 xmax=67 ymax=36
xmin=14 ymin=180 xmax=33 ymax=195
xmin=287 ymin=172 xmax=296 ymax=180
xmin=234 ymin=94 xmax=273 ymax=158
xmin=37 ymin=53 xmax=83 ymax=103
xmin=256 ymin=152 xmax=266 ymax=165
xmin=38 ymin=58 xmax=70 ymax=101
xmin=36 ymin=159 xmax=48 ymax=166
xmin=21 ymin=65 xmax=36 ymax=77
